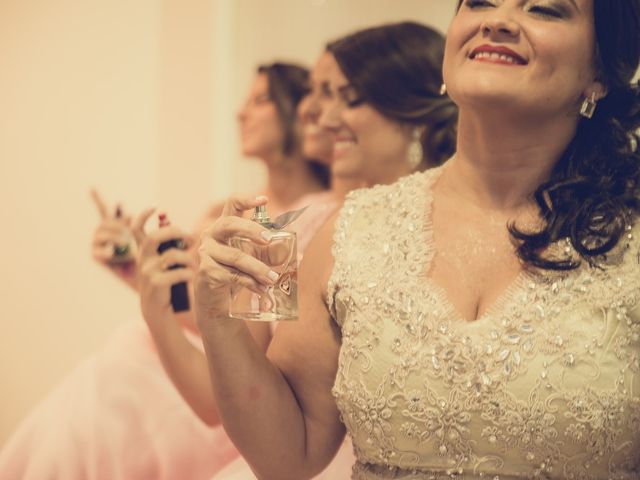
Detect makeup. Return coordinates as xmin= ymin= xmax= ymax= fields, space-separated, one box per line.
xmin=157 ymin=213 xmax=190 ymax=312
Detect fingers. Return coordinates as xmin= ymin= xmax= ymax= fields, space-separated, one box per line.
xmin=139 ymin=246 xmax=193 ymax=273
xmin=213 ymin=243 xmax=279 ymax=286
xmin=198 ymin=251 xmax=267 ymax=296
xmin=222 ymin=194 xmax=268 ymax=217
xmin=207 ymin=215 xmax=272 ymax=245
xmin=198 ymin=235 xmax=278 ymax=289
xmin=92 ymin=220 xmax=131 ymax=245
xmin=131 ymin=207 xmax=157 ymax=245
xmin=92 ymin=244 xmax=115 ymax=262
xmin=141 ymin=262 xmax=195 ymax=288
xmin=91 ymin=215 xmax=134 ymax=265
xmin=156 ymin=248 xmax=196 ymax=271
xmin=138 ymin=225 xmax=195 ymax=260
xmin=90 ymin=188 xmax=109 ymax=219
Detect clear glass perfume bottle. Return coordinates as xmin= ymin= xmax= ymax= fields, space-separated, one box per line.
xmin=228 ymin=205 xmax=298 ymax=321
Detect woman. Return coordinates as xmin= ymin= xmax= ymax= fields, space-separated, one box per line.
xmin=194 ymin=1 xmax=640 ymax=479
xmin=90 ymin=62 xmax=328 ymax=293
xmin=212 ymin=22 xmax=457 ymax=479
xmin=0 ymin=62 xmax=329 ymax=480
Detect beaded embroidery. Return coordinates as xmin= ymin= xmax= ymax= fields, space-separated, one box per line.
xmin=327 ymin=168 xmax=640 ymax=479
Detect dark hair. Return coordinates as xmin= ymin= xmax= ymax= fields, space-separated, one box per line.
xmin=507 ymin=0 xmax=640 ymax=270
xmin=326 ymin=21 xmax=457 ymax=169
xmin=257 ymin=62 xmax=330 ymax=188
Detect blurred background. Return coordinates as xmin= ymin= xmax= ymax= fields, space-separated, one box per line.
xmin=0 ymin=0 xmax=457 ymax=444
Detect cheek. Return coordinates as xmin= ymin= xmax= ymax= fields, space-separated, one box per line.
xmin=530 ymin=24 xmax=595 ymax=76
xmin=258 ymin=111 xmax=284 ymax=139
xmin=442 ymin=15 xmax=475 ymax=83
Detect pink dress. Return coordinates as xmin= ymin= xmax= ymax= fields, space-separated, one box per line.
xmin=0 ymin=192 xmax=339 ymax=480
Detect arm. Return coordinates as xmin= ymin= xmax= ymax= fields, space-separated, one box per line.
xmin=195 ymin=194 xmax=344 ymax=479
xmin=132 ymin=211 xmax=270 ymax=426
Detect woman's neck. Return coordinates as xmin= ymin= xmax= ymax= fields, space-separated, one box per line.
xmin=330 ymin=174 xmax=366 ymax=200
xmin=261 ymin=152 xmax=325 ymax=213
xmin=447 ymin=109 xmax=578 ymax=211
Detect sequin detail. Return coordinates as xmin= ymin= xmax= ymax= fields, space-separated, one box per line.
xmin=327 ymin=169 xmax=640 ymax=479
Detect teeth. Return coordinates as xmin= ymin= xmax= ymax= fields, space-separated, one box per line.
xmin=334 ymin=140 xmax=356 ymax=149
xmin=473 ymin=51 xmax=518 ymax=64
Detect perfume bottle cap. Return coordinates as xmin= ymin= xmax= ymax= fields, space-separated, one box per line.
xmin=158 ymin=212 xmax=170 ymax=227
xmin=251 ymin=205 xmax=272 ymax=226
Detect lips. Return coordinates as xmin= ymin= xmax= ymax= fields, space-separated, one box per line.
xmin=333 ymin=136 xmax=356 ymax=157
xmin=469 ymin=45 xmax=527 ymax=65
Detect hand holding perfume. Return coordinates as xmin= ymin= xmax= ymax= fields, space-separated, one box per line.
xmin=108 ymin=205 xmax=135 ymax=265
xmin=228 ymin=205 xmax=301 ymax=321
xmin=157 ymin=213 xmax=190 ymax=312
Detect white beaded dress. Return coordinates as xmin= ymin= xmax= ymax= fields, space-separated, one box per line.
xmin=327 ymin=167 xmax=640 ymax=479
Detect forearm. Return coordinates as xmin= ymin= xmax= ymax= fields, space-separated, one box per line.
xmin=198 ymin=317 xmax=318 ymax=479
xmin=147 ymin=314 xmax=220 ymax=426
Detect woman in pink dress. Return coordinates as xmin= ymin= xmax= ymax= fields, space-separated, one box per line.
xmin=0 ymin=61 xmax=331 ymax=480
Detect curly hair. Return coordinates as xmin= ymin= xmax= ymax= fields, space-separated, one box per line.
xmin=456 ymin=0 xmax=640 ymax=270
xmin=510 ymin=0 xmax=640 ymax=270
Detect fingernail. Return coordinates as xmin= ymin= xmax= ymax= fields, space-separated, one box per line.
xmin=267 ymin=270 xmax=279 ymax=283
xmin=255 ymin=195 xmax=268 ymax=202
xmin=260 ymin=231 xmax=273 ymax=241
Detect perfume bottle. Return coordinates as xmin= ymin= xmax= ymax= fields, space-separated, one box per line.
xmin=108 ymin=205 xmax=135 ymax=265
xmin=157 ymin=213 xmax=190 ymax=313
xmin=228 ymin=205 xmax=298 ymax=321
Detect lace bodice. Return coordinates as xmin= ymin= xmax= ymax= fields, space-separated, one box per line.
xmin=327 ymin=168 xmax=640 ymax=479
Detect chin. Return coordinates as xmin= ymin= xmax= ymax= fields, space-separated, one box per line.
xmin=452 ymin=86 xmax=521 ymax=111
xmin=303 ymin=144 xmax=332 ymax=165
xmin=332 ymin=157 xmax=364 ymax=180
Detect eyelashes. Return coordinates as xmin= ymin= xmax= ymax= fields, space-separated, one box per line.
xmin=463 ymin=0 xmax=567 ymax=20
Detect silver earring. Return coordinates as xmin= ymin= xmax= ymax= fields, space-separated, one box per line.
xmin=439 ymin=83 xmax=447 ymax=96
xmin=407 ymin=129 xmax=423 ymax=169
xmin=579 ymin=92 xmax=597 ymax=119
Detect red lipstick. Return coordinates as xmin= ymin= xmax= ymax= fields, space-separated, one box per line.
xmin=470 ymin=44 xmax=527 ymax=65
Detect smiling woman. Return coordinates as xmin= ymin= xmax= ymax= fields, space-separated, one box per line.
xmin=193 ymin=0 xmax=640 ymax=479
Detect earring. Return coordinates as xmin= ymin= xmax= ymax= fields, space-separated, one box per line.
xmin=439 ymin=83 xmax=447 ymax=96
xmin=407 ymin=128 xmax=424 ymax=169
xmin=579 ymin=92 xmax=597 ymax=119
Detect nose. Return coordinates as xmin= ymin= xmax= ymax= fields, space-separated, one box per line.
xmin=317 ymin=97 xmax=342 ymax=131
xmin=237 ymin=105 xmax=247 ymax=123
xmin=481 ymin=10 xmax=520 ymax=38
xmin=298 ymin=93 xmax=319 ymax=123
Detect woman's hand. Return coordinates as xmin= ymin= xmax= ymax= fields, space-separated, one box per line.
xmin=90 ymin=189 xmax=139 ymax=290
xmin=195 ymin=194 xmax=280 ymax=324
xmin=132 ymin=209 xmax=196 ymax=332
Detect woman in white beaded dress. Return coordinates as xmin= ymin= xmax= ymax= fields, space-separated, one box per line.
xmin=195 ymin=0 xmax=640 ymax=478
xmin=213 ymin=22 xmax=457 ymax=480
